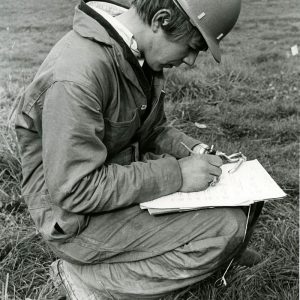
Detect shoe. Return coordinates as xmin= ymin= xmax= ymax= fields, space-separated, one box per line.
xmin=236 ymin=249 xmax=262 ymax=267
xmin=50 ymin=260 xmax=68 ymax=299
xmin=50 ymin=259 xmax=97 ymax=299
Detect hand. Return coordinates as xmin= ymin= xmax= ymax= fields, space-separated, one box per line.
xmin=178 ymin=154 xmax=222 ymax=192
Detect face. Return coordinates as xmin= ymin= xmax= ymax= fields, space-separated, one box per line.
xmin=144 ymin=29 xmax=206 ymax=71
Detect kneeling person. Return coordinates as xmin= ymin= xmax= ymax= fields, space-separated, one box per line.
xmin=15 ymin=0 xmax=262 ymax=298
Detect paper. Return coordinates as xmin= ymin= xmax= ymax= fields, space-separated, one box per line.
xmin=291 ymin=45 xmax=299 ymax=56
xmin=140 ymin=160 xmax=286 ymax=214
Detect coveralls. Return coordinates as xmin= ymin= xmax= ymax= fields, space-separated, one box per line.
xmin=15 ymin=1 xmax=261 ymax=298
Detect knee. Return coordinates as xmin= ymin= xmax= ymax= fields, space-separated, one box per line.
xmin=211 ymin=208 xmax=247 ymax=265
xmin=220 ymin=208 xmax=247 ymax=244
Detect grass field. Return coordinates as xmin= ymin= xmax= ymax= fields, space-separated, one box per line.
xmin=0 ymin=0 xmax=299 ymax=299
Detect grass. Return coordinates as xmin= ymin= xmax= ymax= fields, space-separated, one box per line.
xmin=0 ymin=0 xmax=299 ymax=299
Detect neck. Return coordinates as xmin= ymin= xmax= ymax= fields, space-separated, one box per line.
xmin=115 ymin=8 xmax=150 ymax=55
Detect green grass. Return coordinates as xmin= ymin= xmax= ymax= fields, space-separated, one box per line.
xmin=0 ymin=0 xmax=299 ymax=299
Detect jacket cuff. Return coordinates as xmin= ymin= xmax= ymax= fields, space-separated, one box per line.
xmin=139 ymin=156 xmax=182 ymax=203
xmin=178 ymin=136 xmax=201 ymax=157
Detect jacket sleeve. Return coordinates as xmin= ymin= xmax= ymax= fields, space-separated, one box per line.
xmin=42 ymin=81 xmax=182 ymax=214
xmin=140 ymin=93 xmax=201 ymax=158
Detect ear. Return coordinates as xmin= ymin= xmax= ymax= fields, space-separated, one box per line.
xmin=151 ymin=9 xmax=172 ymax=32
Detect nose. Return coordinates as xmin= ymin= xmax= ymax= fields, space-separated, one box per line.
xmin=183 ymin=50 xmax=198 ymax=66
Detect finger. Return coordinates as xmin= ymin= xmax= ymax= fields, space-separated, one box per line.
xmin=203 ymin=154 xmax=223 ymax=167
xmin=208 ymin=165 xmax=222 ymax=177
xmin=208 ymin=175 xmax=220 ymax=186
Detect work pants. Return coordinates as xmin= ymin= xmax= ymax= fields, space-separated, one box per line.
xmin=49 ymin=203 xmax=263 ymax=299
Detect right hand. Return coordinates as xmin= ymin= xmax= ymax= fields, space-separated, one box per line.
xmin=178 ymin=154 xmax=222 ymax=192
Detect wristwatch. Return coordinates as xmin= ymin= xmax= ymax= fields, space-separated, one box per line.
xmin=192 ymin=143 xmax=212 ymax=155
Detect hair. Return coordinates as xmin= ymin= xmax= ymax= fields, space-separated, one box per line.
xmin=131 ymin=0 xmax=200 ymax=43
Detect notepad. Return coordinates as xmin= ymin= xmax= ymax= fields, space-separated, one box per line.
xmin=140 ymin=159 xmax=287 ymax=215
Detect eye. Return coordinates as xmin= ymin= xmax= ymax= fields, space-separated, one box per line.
xmin=190 ymin=43 xmax=207 ymax=53
xmin=200 ymin=45 xmax=208 ymax=52
xmin=189 ymin=46 xmax=198 ymax=53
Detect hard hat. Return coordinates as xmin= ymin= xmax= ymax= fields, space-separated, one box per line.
xmin=173 ymin=0 xmax=242 ymax=63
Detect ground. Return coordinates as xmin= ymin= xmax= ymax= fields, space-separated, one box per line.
xmin=0 ymin=0 xmax=299 ymax=299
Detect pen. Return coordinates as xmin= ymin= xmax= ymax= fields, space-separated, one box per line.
xmin=180 ymin=142 xmax=197 ymax=154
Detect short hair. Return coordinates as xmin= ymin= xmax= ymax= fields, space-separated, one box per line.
xmin=131 ymin=0 xmax=200 ymax=42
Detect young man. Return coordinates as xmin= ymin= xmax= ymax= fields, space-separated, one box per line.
xmin=15 ymin=0 xmax=262 ymax=298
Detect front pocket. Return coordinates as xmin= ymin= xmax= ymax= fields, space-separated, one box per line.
xmin=103 ymin=109 xmax=140 ymax=156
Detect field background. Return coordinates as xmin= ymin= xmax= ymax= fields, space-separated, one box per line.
xmin=0 ymin=0 xmax=299 ymax=299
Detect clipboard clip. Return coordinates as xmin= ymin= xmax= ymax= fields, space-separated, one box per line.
xmin=206 ymin=146 xmax=247 ymax=173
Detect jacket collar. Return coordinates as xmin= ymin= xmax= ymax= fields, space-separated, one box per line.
xmin=76 ymin=0 xmax=154 ymax=106
xmin=73 ymin=5 xmax=112 ymax=46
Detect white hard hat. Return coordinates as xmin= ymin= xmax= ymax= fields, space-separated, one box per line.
xmin=173 ymin=0 xmax=242 ymax=62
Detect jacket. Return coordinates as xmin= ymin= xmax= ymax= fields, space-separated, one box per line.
xmin=15 ymin=1 xmax=200 ymax=242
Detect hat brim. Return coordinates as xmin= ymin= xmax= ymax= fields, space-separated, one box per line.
xmin=194 ymin=24 xmax=221 ymax=63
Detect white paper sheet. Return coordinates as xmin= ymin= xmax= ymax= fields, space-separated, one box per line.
xmin=140 ymin=160 xmax=286 ymax=213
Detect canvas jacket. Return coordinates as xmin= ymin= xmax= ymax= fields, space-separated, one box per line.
xmin=15 ymin=2 xmax=200 ymax=242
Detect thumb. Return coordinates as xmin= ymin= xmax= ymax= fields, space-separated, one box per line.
xmin=203 ymin=154 xmax=223 ymax=167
